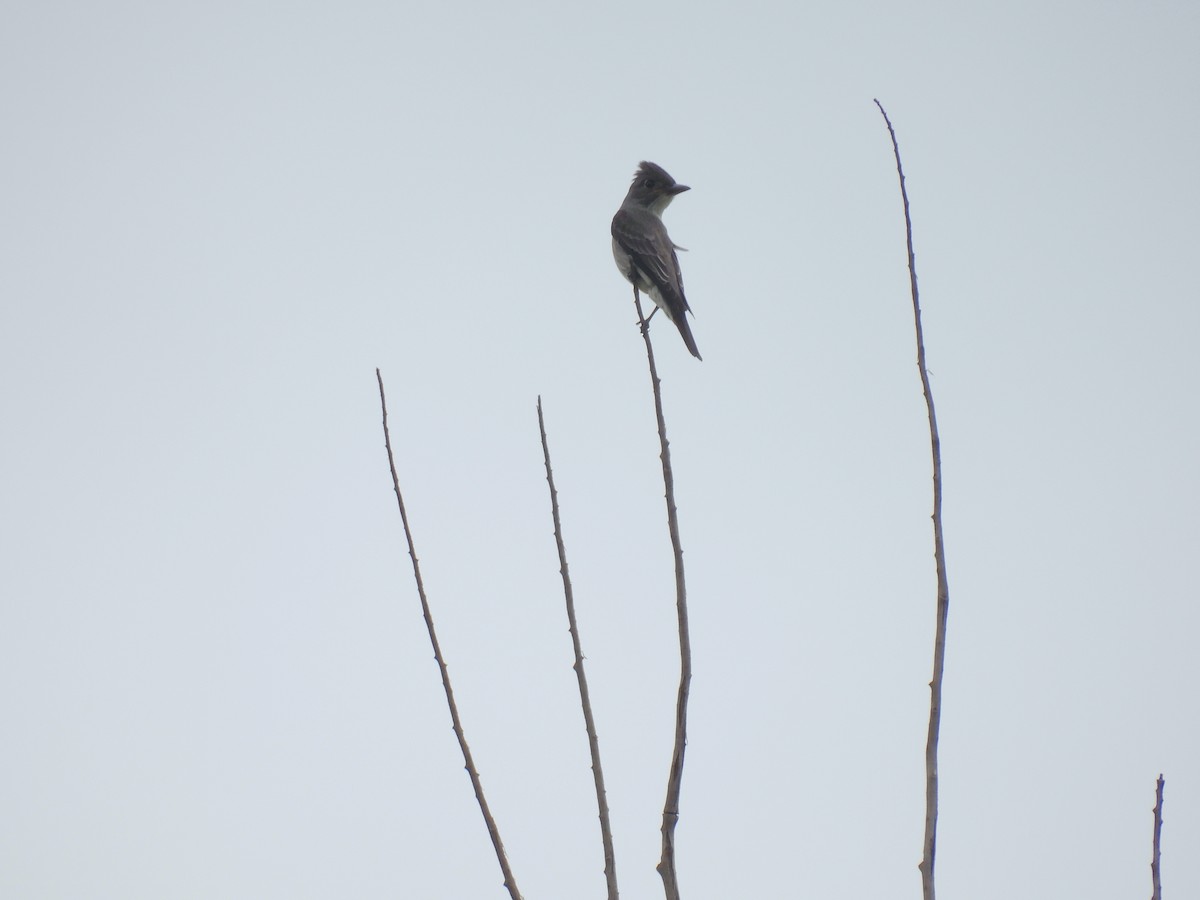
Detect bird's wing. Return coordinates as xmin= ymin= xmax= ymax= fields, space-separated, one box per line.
xmin=611 ymin=209 xmax=692 ymax=317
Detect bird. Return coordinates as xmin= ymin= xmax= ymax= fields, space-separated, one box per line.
xmin=611 ymin=161 xmax=702 ymax=360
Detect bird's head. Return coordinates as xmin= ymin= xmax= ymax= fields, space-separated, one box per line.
xmin=625 ymin=161 xmax=690 ymax=215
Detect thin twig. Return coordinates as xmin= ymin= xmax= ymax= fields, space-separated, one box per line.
xmin=536 ymin=396 xmax=620 ymax=900
xmin=873 ymin=99 xmax=951 ymax=900
xmin=1151 ymin=774 xmax=1165 ymax=900
xmin=375 ymin=368 xmax=522 ymax=900
xmin=631 ymin=289 xmax=693 ymax=900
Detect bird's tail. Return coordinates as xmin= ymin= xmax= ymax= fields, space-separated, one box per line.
xmin=676 ymin=315 xmax=702 ymax=361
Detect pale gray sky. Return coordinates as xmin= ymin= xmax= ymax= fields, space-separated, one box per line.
xmin=2 ymin=1 xmax=1197 ymax=898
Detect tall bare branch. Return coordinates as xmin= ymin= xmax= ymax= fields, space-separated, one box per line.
xmin=376 ymin=368 xmax=522 ymax=900
xmin=630 ymin=289 xmax=694 ymax=900
xmin=873 ymin=100 xmax=952 ymax=900
xmin=536 ymin=396 xmax=620 ymax=900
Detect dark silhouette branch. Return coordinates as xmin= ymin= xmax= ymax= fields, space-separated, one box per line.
xmin=873 ymin=99 xmax=952 ymax=900
xmin=631 ymin=288 xmax=693 ymax=900
xmin=1151 ymin=774 xmax=1165 ymax=900
xmin=536 ymin=396 xmax=620 ymax=900
xmin=375 ymin=368 xmax=522 ymax=900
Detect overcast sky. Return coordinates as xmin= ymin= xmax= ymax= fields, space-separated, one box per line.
xmin=2 ymin=1 xmax=1198 ymax=898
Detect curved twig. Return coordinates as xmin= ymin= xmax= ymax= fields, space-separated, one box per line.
xmin=536 ymin=396 xmax=620 ymax=900
xmin=873 ymin=100 xmax=952 ymax=900
xmin=376 ymin=368 xmax=522 ymax=900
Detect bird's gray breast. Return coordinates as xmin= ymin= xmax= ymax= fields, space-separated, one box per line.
xmin=612 ymin=236 xmax=673 ymax=320
xmin=612 ymin=237 xmax=649 ymax=290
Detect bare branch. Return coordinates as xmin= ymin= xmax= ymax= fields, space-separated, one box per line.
xmin=375 ymin=369 xmax=523 ymax=900
xmin=631 ymin=289 xmax=694 ymax=900
xmin=536 ymin=396 xmax=620 ymax=900
xmin=1151 ymin=774 xmax=1165 ymax=900
xmin=873 ymin=100 xmax=952 ymax=900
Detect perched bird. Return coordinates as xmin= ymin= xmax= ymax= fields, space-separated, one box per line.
xmin=611 ymin=161 xmax=702 ymax=360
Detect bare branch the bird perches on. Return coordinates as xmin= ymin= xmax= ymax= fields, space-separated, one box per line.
xmin=376 ymin=368 xmax=523 ymax=900
xmin=631 ymin=288 xmax=694 ymax=900
xmin=873 ymin=100 xmax=953 ymax=900
xmin=536 ymin=396 xmax=620 ymax=900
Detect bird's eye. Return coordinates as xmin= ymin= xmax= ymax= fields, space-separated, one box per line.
xmin=643 ymin=179 xmax=656 ymax=188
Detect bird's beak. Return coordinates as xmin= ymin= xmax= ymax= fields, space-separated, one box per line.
xmin=669 ymin=184 xmax=691 ymax=195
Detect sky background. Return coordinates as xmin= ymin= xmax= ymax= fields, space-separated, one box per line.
xmin=2 ymin=1 xmax=1197 ymax=898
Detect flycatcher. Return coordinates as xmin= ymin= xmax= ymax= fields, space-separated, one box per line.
xmin=611 ymin=161 xmax=702 ymax=360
